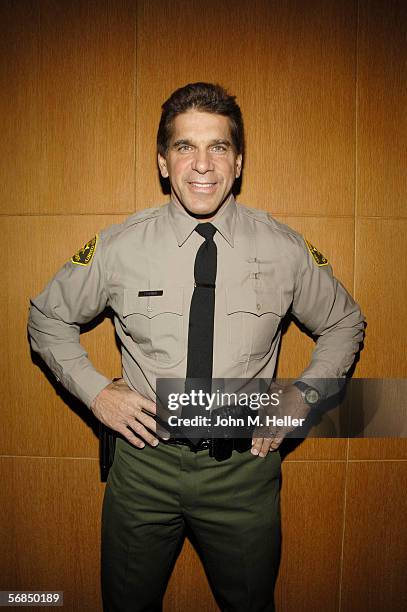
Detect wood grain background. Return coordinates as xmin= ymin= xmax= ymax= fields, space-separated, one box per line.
xmin=1 ymin=1 xmax=406 ymax=610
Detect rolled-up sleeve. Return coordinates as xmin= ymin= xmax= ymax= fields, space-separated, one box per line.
xmin=291 ymin=237 xmax=365 ymax=398
xmin=28 ymin=234 xmax=112 ymax=408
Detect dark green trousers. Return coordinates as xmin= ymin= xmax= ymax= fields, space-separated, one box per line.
xmin=101 ymin=438 xmax=281 ymax=612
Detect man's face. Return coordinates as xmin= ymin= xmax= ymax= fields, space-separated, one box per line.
xmin=158 ymin=111 xmax=242 ymax=219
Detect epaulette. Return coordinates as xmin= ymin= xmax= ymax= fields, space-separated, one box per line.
xmin=97 ymin=205 xmax=166 ymax=249
xmin=266 ymin=213 xmax=328 ymax=264
xmin=265 ymin=212 xmax=302 ymax=239
xmin=238 ymin=203 xmax=300 ymax=238
xmin=124 ymin=205 xmax=165 ymax=228
xmin=240 ymin=204 xmax=329 ymax=266
xmin=238 ymin=204 xmax=270 ymax=225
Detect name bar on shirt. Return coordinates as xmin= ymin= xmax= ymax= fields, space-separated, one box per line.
xmin=138 ymin=290 xmax=164 ymax=297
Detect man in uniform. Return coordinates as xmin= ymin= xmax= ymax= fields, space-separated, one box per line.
xmin=28 ymin=82 xmax=364 ymax=611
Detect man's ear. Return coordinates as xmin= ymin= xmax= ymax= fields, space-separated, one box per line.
xmin=235 ymin=154 xmax=243 ymax=178
xmin=157 ymin=153 xmax=169 ymax=178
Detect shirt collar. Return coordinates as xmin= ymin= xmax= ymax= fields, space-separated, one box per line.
xmin=168 ymin=195 xmax=236 ymax=247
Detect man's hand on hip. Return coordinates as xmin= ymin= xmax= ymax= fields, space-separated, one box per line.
xmin=251 ymin=384 xmax=310 ymax=457
xmin=90 ymin=378 xmax=169 ymax=448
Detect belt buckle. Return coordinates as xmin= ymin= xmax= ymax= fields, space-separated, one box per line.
xmin=195 ymin=438 xmax=211 ymax=452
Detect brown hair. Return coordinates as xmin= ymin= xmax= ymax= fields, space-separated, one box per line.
xmin=157 ymin=82 xmax=244 ymax=156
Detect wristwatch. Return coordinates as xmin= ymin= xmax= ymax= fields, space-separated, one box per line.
xmin=293 ymin=381 xmax=320 ymax=407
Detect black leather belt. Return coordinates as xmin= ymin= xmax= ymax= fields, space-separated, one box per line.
xmin=165 ymin=437 xmax=212 ymax=451
xmin=164 ymin=437 xmax=252 ymax=461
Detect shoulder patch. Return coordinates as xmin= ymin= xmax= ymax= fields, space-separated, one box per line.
xmin=305 ymin=238 xmax=328 ymax=266
xmin=71 ymin=235 xmax=98 ymax=266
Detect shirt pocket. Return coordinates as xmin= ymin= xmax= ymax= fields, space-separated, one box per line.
xmin=225 ymin=286 xmax=284 ymax=363
xmin=122 ymin=287 xmax=184 ymax=365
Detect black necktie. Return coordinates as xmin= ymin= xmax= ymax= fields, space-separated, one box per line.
xmin=186 ymin=223 xmax=217 ymax=380
xmin=184 ymin=223 xmax=217 ymax=439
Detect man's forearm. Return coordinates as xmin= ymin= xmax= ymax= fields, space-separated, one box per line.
xmin=28 ymin=303 xmax=112 ymax=408
xmin=297 ymin=307 xmax=365 ymax=399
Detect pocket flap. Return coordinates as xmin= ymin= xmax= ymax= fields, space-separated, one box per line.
xmin=123 ymin=287 xmax=183 ymax=318
xmin=226 ymin=286 xmax=282 ymax=316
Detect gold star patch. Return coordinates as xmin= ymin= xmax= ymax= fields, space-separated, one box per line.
xmin=305 ymin=238 xmax=328 ymax=266
xmin=71 ymin=235 xmax=98 ymax=266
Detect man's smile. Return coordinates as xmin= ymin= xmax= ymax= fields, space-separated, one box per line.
xmin=187 ymin=181 xmax=218 ymax=193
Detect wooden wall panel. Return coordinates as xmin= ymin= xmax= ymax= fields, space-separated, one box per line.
xmin=349 ymin=439 xmax=407 ymax=461
xmin=348 ymin=377 xmax=407 ymax=460
xmin=276 ymin=461 xmax=346 ymax=611
xmin=282 ymin=439 xmax=348 ymax=462
xmin=1 ymin=1 xmax=406 ymax=611
xmin=0 ymin=1 xmax=42 ymax=215
xmin=0 ymin=0 xmax=136 ymax=215
xmin=0 ymin=457 xmax=104 ymax=612
xmin=0 ymin=215 xmax=124 ymax=458
xmin=354 ymin=218 xmax=407 ymax=377
xmin=357 ymin=0 xmax=407 ymax=218
xmin=136 ymin=0 xmax=357 ymax=216
xmin=341 ymin=462 xmax=407 ymax=611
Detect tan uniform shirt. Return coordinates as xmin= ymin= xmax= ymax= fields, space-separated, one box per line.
xmin=28 ymin=197 xmax=365 ymax=408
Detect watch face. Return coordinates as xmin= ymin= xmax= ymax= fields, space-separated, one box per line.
xmin=305 ymin=388 xmax=320 ymax=404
